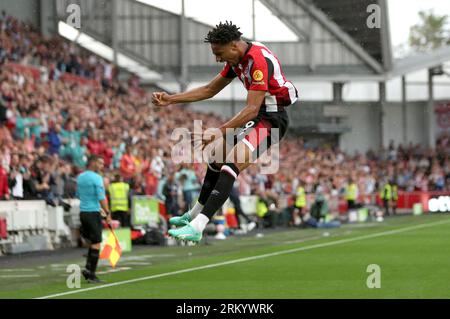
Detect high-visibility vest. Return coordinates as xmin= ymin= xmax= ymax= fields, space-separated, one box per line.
xmin=346 ymin=183 xmax=357 ymax=201
xmin=109 ymin=182 xmax=129 ymax=212
xmin=391 ymin=185 xmax=398 ymax=201
xmin=256 ymin=199 xmax=268 ymax=218
xmin=380 ymin=184 xmax=392 ymax=200
xmin=295 ymin=187 xmax=306 ymax=208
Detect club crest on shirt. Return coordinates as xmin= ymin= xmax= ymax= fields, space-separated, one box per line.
xmin=252 ymin=70 xmax=264 ymax=82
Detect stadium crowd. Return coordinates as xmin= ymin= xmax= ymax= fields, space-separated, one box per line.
xmin=1 ymin=11 xmax=450 ymax=223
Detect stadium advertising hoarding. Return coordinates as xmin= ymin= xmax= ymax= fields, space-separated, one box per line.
xmin=428 ymin=196 xmax=450 ymax=213
xmin=435 ymin=102 xmax=450 ymax=137
xmin=132 ymin=196 xmax=160 ymax=226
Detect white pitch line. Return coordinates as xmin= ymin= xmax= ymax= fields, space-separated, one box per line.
xmin=1 ymin=275 xmax=40 ymax=278
xmin=36 ymin=219 xmax=450 ymax=299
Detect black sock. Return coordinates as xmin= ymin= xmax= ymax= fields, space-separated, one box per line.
xmin=197 ymin=162 xmax=221 ymax=205
xmin=86 ymin=248 xmax=100 ymax=274
xmin=200 ymin=164 xmax=240 ymax=220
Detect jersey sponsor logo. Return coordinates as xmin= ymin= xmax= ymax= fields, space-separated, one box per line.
xmin=252 ymin=70 xmax=264 ymax=82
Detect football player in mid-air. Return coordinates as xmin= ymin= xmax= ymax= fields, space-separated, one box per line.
xmin=152 ymin=21 xmax=298 ymax=243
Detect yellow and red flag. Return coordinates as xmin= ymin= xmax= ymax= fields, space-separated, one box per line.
xmin=100 ymin=228 xmax=122 ymax=268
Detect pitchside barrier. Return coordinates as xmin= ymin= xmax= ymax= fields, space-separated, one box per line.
xmin=131 ymin=196 xmax=161 ymax=227
xmin=0 ymin=200 xmax=71 ymax=254
xmin=0 ymin=196 xmax=169 ymax=254
xmin=222 ymin=191 xmax=450 ymax=217
xmin=336 ymin=191 xmax=450 ymax=214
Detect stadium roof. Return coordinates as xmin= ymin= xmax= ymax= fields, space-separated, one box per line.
xmin=136 ymin=0 xmax=300 ymax=42
xmin=53 ymin=0 xmax=449 ymax=85
xmin=310 ymin=0 xmax=390 ymax=67
xmin=58 ymin=21 xmax=163 ymax=81
xmin=388 ymin=45 xmax=450 ymax=79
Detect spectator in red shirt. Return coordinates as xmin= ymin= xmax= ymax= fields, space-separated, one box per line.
xmin=102 ymin=138 xmax=114 ymax=169
xmin=144 ymin=170 xmax=158 ymax=196
xmin=87 ymin=130 xmax=104 ymax=156
xmin=0 ymin=163 xmax=10 ymax=200
xmin=120 ymin=144 xmax=136 ymax=183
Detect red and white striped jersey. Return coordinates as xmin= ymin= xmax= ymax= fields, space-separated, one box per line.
xmin=220 ymin=42 xmax=298 ymax=112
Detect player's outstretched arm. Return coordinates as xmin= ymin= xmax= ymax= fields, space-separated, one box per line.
xmin=152 ymin=74 xmax=232 ymax=106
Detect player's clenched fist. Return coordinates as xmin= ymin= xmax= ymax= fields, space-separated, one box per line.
xmin=152 ymin=92 xmax=171 ymax=106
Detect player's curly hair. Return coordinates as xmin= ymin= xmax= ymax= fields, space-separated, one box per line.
xmin=204 ymin=21 xmax=243 ymax=44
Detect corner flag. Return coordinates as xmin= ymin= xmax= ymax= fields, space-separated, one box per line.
xmin=100 ymin=226 xmax=122 ymax=268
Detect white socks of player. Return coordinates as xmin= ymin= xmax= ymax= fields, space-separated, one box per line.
xmin=187 ymin=202 xmax=209 ymax=232
xmin=187 ymin=201 xmax=204 ymax=219
xmin=190 ymin=214 xmax=209 ymax=232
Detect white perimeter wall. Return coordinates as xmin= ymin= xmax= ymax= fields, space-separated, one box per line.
xmin=339 ymin=102 xmax=429 ymax=154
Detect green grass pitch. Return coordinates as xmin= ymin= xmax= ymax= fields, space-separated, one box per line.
xmin=1 ymin=214 xmax=449 ymax=299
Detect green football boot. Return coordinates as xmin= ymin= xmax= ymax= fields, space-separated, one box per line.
xmin=168 ymin=224 xmax=202 ymax=243
xmin=169 ymin=212 xmax=191 ymax=227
